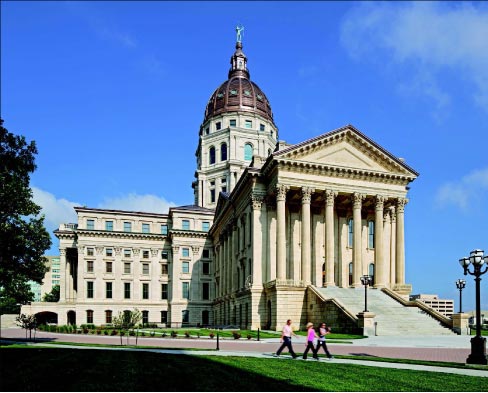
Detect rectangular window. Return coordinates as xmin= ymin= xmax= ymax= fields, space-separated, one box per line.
xmin=348 ymin=219 xmax=353 ymax=248
xmin=205 ymin=127 xmax=209 ymax=135
xmin=368 ymin=221 xmax=375 ymax=249
xmin=105 ymin=310 xmax=112 ymax=324
xmin=161 ymin=263 xmax=168 ymax=275
xmin=182 ymin=220 xmax=190 ymax=230
xmin=124 ymin=283 xmax=131 ymax=299
xmin=124 ymin=263 xmax=131 ymax=274
xmin=161 ymin=310 xmax=168 ymax=324
xmin=182 ymin=261 xmax=190 ymax=274
xmin=202 ymin=249 xmax=210 ymax=259
xmin=229 ymin=119 xmax=236 ymax=127
xmin=87 ymin=247 xmax=94 ymax=256
xmin=182 ymin=310 xmax=189 ymax=323
xmin=182 ymin=248 xmax=190 ymax=258
xmin=105 ymin=221 xmax=113 ymax=231
xmin=86 ymin=310 xmax=93 ymax=324
xmin=123 ymin=222 xmax=132 ymax=232
xmin=106 ymin=282 xmax=112 ymax=299
xmin=245 ymin=120 xmax=252 ymax=129
xmin=202 ymin=221 xmax=210 ymax=232
xmin=142 ymin=223 xmax=150 ymax=233
xmin=221 ymin=186 xmax=227 ymax=193
xmin=124 ymin=249 xmax=131 ymax=258
xmin=142 ymin=283 xmax=149 ymax=300
xmin=86 ymin=261 xmax=94 ymax=273
xmin=105 ymin=261 xmax=113 ymax=273
xmin=210 ymin=189 xmax=216 ymax=203
xmin=161 ymin=251 xmax=169 ymax=260
xmin=106 ymin=248 xmax=113 ymax=257
xmin=142 ymin=310 xmax=149 ymax=325
xmin=161 ymin=283 xmax=168 ymax=300
xmin=87 ymin=219 xmax=94 ymax=230
xmin=216 ymin=121 xmax=221 ymax=130
xmin=142 ymin=250 xmax=149 ymax=259
xmin=182 ymin=282 xmax=190 ymax=299
xmin=260 ymin=123 xmax=265 ymax=131
xmin=161 ymin=224 xmax=168 ymax=235
xmin=202 ymin=282 xmax=210 ymax=300
xmin=87 ymin=281 xmax=94 ymax=299
xmin=142 ymin=263 xmax=150 ymax=275
xmin=203 ymin=262 xmax=210 ymax=275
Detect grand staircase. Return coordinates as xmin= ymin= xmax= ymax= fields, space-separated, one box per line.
xmin=315 ymin=286 xmax=456 ymax=336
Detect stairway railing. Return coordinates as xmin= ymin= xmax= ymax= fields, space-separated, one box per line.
xmin=308 ymin=285 xmax=358 ymax=323
xmin=381 ymin=287 xmax=453 ymax=328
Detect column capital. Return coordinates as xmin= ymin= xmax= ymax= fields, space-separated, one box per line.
xmin=375 ymin=195 xmax=386 ymax=210
xmin=191 ymin=246 xmax=200 ymax=255
xmin=390 ymin=206 xmax=397 ymax=223
xmin=353 ymin=192 xmax=365 ymax=208
xmin=114 ymin=247 xmax=122 ymax=256
xmin=325 ymin=189 xmax=338 ymax=206
xmin=276 ymin=184 xmax=289 ymax=202
xmin=151 ymin=248 xmax=159 ymax=257
xmin=171 ymin=245 xmax=179 ymax=254
xmin=251 ymin=194 xmax=264 ymax=210
xmin=59 ymin=248 xmax=66 ymax=256
xmin=133 ymin=248 xmax=140 ymax=256
xmin=96 ymin=246 xmax=104 ymax=255
xmin=77 ymin=246 xmax=84 ymax=255
xmin=301 ymin=187 xmax=314 ymax=204
xmin=396 ymin=198 xmax=408 ymax=213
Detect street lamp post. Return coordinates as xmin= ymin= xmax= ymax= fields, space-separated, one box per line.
xmin=459 ymin=249 xmax=488 ymax=365
xmin=455 ymin=279 xmax=466 ymax=313
xmin=360 ymin=275 xmax=373 ymax=313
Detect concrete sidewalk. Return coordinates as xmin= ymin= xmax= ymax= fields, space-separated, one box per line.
xmin=2 ymin=327 xmax=487 ymax=377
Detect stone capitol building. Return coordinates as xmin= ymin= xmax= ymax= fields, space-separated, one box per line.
xmin=24 ymin=31 xmax=459 ymax=336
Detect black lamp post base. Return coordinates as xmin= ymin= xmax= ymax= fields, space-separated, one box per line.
xmin=466 ymin=336 xmax=488 ymax=365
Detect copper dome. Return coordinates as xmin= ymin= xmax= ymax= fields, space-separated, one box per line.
xmin=203 ymin=42 xmax=275 ymax=124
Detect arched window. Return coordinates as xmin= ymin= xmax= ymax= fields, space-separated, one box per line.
xmin=368 ymin=220 xmax=375 ymax=249
xmin=348 ymin=218 xmax=353 ymax=247
xmin=369 ymin=263 xmax=375 ymax=285
xmin=348 ymin=262 xmax=353 ymax=286
xmin=244 ymin=143 xmax=253 ymax=161
xmin=209 ymin=146 xmax=216 ymax=165
xmin=221 ymin=143 xmax=227 ymax=161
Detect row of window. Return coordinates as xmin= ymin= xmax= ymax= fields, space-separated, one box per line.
xmin=347 ymin=219 xmax=376 ymax=249
xmin=208 ymin=143 xmax=254 ymax=165
xmin=86 ymin=281 xmax=210 ymax=301
xmin=205 ymin=119 xmax=268 ymax=134
xmin=86 ymin=260 xmax=210 ymax=275
xmin=85 ymin=309 xmax=210 ymax=325
xmin=86 ymin=220 xmax=170 ymax=234
xmin=180 ymin=219 xmax=210 ymax=232
xmin=85 ymin=247 xmax=211 ymax=260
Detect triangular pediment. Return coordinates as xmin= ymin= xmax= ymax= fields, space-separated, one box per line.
xmin=274 ymin=125 xmax=418 ymax=178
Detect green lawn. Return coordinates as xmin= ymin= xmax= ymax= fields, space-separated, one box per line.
xmin=0 ymin=348 xmax=485 ymax=392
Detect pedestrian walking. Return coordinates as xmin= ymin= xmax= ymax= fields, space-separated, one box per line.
xmin=316 ymin=322 xmax=334 ymax=360
xmin=274 ymin=319 xmax=298 ymax=358
xmin=303 ymin=322 xmax=318 ymax=360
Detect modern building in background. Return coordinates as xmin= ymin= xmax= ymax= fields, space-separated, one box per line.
xmin=410 ymin=294 xmax=454 ymax=317
xmin=28 ymin=256 xmax=60 ymax=301
xmin=22 ymin=32 xmax=457 ymax=335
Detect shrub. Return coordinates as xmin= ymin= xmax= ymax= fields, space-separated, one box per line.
xmin=104 ymin=330 xmax=109 ymax=335
xmin=170 ymin=330 xmax=177 ymax=338
xmin=150 ymin=331 xmax=155 ymax=337
xmin=209 ymin=332 xmax=215 ymax=339
xmin=197 ymin=332 xmax=201 ymax=338
xmin=141 ymin=331 xmax=145 ymax=337
xmin=120 ymin=330 xmax=125 ymax=337
xmin=184 ymin=331 xmax=190 ymax=338
xmin=232 ymin=331 xmax=241 ymax=339
xmin=111 ymin=329 xmax=117 ymax=336
xmin=83 ymin=328 xmax=89 ymax=334
xmin=162 ymin=332 xmax=167 ymax=338
xmin=129 ymin=330 xmax=135 ymax=336
xmin=247 ymin=334 xmax=252 ymax=340
xmin=96 ymin=329 xmax=102 ymax=335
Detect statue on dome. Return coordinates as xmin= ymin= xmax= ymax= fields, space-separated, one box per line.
xmin=236 ymin=24 xmax=244 ymax=43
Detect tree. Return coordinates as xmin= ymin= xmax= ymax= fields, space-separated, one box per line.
xmin=113 ymin=309 xmax=142 ymax=346
xmin=42 ymin=285 xmax=60 ymax=302
xmin=16 ymin=313 xmax=37 ymax=341
xmin=0 ymin=119 xmax=52 ymax=309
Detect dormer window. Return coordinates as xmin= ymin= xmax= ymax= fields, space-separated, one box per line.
xmin=257 ymin=94 xmax=263 ymax=101
xmin=216 ymin=122 xmax=221 ymax=131
xmin=229 ymin=119 xmax=236 ymax=127
xmin=245 ymin=120 xmax=252 ymax=129
xmin=244 ymin=90 xmax=251 ymax=96
xmin=217 ymin=93 xmax=224 ymax=99
xmin=230 ymin=89 xmax=238 ymax=96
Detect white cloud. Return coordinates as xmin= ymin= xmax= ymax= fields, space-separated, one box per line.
xmin=435 ymin=167 xmax=488 ymax=209
xmin=97 ymin=193 xmax=176 ymax=214
xmin=340 ymin=2 xmax=488 ymax=112
xmin=32 ymin=187 xmax=79 ymax=230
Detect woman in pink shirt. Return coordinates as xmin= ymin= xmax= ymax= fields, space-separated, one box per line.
xmin=302 ymin=322 xmax=318 ymax=360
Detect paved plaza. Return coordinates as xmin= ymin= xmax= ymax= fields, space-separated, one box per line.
xmin=1 ymin=327 xmax=487 ymax=378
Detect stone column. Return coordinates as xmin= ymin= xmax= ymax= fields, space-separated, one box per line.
xmin=383 ymin=209 xmax=391 ymax=286
xmin=232 ymin=221 xmax=238 ymax=292
xmin=251 ymin=194 xmax=264 ymax=288
xmin=276 ymin=184 xmax=288 ymax=280
xmin=59 ymin=248 xmax=66 ymax=302
xmin=301 ymin=187 xmax=313 ymax=284
xmin=395 ymin=198 xmax=407 ymax=284
xmin=325 ymin=190 xmax=337 ymax=287
xmin=389 ymin=207 xmax=396 ymax=285
xmin=352 ymin=192 xmax=364 ymax=287
xmin=374 ymin=195 xmax=385 ymax=288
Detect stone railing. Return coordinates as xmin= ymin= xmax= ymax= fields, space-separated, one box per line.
xmin=264 ymin=279 xmax=307 ymax=289
xmin=382 ymin=287 xmax=453 ymax=328
xmin=308 ymin=285 xmax=358 ymax=323
xmin=60 ymin=223 xmax=78 ymax=230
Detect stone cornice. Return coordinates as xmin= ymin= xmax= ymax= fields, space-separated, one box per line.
xmin=53 ymin=229 xmax=76 ymax=240
xmin=74 ymin=229 xmax=167 ymax=241
xmin=170 ymin=229 xmax=210 ymax=239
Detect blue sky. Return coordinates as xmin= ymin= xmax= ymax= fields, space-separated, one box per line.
xmin=2 ymin=1 xmax=487 ymax=311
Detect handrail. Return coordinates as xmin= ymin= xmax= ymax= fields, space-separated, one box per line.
xmin=381 ymin=287 xmax=452 ymax=327
xmin=308 ymin=285 xmax=358 ymax=322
